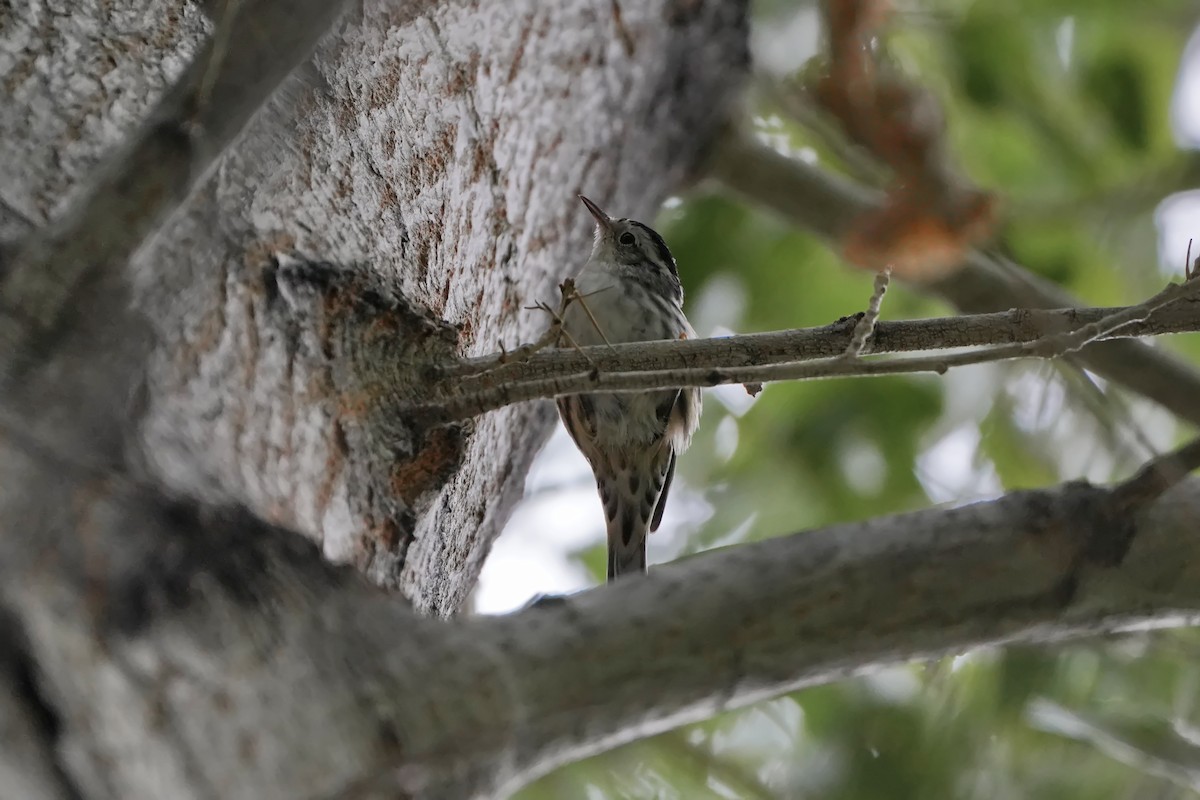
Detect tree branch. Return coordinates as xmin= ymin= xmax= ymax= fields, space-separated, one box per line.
xmin=707 ymin=127 xmax=1200 ymax=428
xmin=8 ymin=427 xmax=1200 ymax=798
xmin=429 ymin=277 xmax=1200 ymax=421
xmin=2 ymin=0 xmax=753 ymax=616
xmin=1029 ymin=700 xmax=1200 ymax=792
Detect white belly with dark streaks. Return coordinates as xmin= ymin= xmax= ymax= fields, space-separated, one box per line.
xmin=560 ymin=272 xmax=693 ymax=447
xmin=564 ymin=274 xmax=683 ymax=346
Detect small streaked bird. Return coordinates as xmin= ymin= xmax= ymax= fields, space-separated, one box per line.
xmin=556 ymin=196 xmax=702 ymax=580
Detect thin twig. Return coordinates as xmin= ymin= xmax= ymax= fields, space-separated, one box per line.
xmin=843 ymin=266 xmax=892 ymax=357
xmin=1112 ymin=438 xmax=1200 ymax=511
xmin=1029 ymin=272 xmax=1199 ymax=358
xmin=449 ymin=286 xmax=1200 ymax=383
xmin=489 ymin=281 xmax=579 ymax=370
xmin=573 ymin=286 xmax=615 ymax=349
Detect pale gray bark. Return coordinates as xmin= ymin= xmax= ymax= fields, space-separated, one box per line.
xmin=1 ymin=0 xmax=748 ymax=615
xmin=7 ymin=2 xmax=1200 ymax=800
xmin=126 ymin=0 xmax=748 ymax=612
xmin=0 ymin=1 xmax=210 ymax=224
xmin=1 ymin=0 xmax=750 ymax=797
xmin=5 ymin=424 xmax=1200 ymax=799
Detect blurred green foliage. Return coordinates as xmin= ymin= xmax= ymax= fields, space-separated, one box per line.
xmin=518 ymin=1 xmax=1200 ymax=797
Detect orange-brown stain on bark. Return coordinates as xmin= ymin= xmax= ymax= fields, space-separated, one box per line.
xmin=391 ymin=425 xmax=464 ymax=507
xmin=372 ymin=517 xmax=402 ymax=551
xmin=337 ymin=389 xmax=375 ymax=422
xmin=368 ymin=63 xmax=402 ymax=111
xmin=507 ymin=16 xmax=536 ymax=83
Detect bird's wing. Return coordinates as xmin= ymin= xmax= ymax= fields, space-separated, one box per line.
xmin=650 ymin=449 xmax=676 ymax=533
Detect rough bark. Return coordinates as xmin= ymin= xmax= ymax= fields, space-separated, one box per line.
xmin=9 ymin=2 xmax=1200 ymax=799
xmin=130 ymin=0 xmax=748 ymax=613
xmin=5 ymin=424 xmax=1200 ymax=799
xmin=1 ymin=0 xmax=750 ymax=617
xmin=1 ymin=0 xmax=749 ymax=796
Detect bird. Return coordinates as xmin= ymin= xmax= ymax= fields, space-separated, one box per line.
xmin=556 ymin=195 xmax=702 ymax=581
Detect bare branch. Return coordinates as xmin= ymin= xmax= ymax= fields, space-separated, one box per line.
xmin=454 ymin=292 xmax=1200 ymax=383
xmin=1112 ymin=437 xmax=1200 ymax=511
xmin=1028 ymin=700 xmax=1200 ymax=793
xmin=490 ymin=279 xmax=580 ymax=371
xmin=432 ymin=278 xmax=1200 ymax=421
xmin=707 ymin=127 xmax=1200 ymax=428
xmin=8 ymin=415 xmax=1200 ymax=798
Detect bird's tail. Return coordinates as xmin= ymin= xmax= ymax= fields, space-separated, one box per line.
xmin=606 ymin=515 xmax=648 ymax=580
xmin=598 ymin=449 xmax=673 ymax=581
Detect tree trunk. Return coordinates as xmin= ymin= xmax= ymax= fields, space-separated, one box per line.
xmin=1 ymin=0 xmax=748 ymax=797
xmin=2 ymin=0 xmax=749 ymax=613
xmin=15 ymin=3 xmax=1200 ymax=800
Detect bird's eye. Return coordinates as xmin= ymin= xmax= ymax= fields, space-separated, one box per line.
xmin=619 ymin=232 xmax=636 ymax=246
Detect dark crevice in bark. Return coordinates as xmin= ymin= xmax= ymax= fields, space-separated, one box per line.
xmin=0 ymin=609 xmax=87 ymax=800
xmin=102 ymin=496 xmax=335 ymax=638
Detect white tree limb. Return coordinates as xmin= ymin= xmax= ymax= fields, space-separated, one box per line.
xmin=8 ymin=2 xmax=1200 ymax=798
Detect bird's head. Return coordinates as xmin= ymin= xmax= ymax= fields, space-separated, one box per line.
xmin=578 ymin=195 xmax=680 ymax=282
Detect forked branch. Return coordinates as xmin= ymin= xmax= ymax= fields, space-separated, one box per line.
xmin=431 ymin=271 xmax=1200 ymax=421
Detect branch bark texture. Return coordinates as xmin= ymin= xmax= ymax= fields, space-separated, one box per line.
xmin=9 ymin=1 xmax=1200 ymax=798
xmin=430 ymin=290 xmax=1200 ymax=420
xmin=5 ymin=426 xmax=1199 ymax=799
xmin=0 ymin=0 xmax=361 ymax=380
xmin=0 ymin=0 xmax=749 ymax=795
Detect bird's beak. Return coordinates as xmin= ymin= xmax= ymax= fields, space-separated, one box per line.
xmin=578 ymin=195 xmax=614 ymax=234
